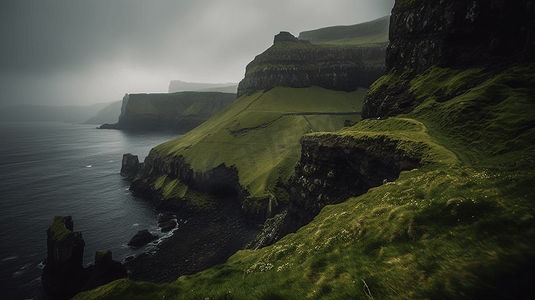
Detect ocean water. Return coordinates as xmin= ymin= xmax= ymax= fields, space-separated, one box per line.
xmin=0 ymin=122 xmax=179 ymax=299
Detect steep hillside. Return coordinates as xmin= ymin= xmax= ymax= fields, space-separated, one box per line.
xmin=363 ymin=0 xmax=535 ymax=118
xmin=237 ymin=16 xmax=389 ymax=97
xmin=99 ymin=92 xmax=236 ymax=132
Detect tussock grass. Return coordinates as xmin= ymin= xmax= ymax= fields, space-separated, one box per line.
xmin=76 ymin=64 xmax=535 ymax=299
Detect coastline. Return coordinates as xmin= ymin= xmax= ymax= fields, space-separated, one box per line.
xmin=123 ymin=195 xmax=259 ymax=283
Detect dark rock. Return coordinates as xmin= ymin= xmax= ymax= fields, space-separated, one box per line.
xmin=362 ymin=0 xmax=535 ymax=119
xmin=247 ymin=211 xmax=290 ymax=250
xmin=251 ymin=133 xmax=425 ymax=248
xmin=157 ymin=212 xmax=176 ymax=224
xmin=129 ymin=152 xmax=259 ymax=220
xmin=158 ymin=213 xmax=178 ymax=232
xmin=274 ymin=31 xmax=300 ymax=43
xmin=159 ymin=220 xmax=177 ymax=233
xmin=41 ymin=216 xmax=126 ymax=299
xmin=121 ymin=153 xmax=141 ymax=179
xmin=128 ymin=229 xmax=158 ymax=248
xmin=42 ymin=216 xmax=85 ymax=298
xmin=84 ymin=251 xmax=128 ymax=291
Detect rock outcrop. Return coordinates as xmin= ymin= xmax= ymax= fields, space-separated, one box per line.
xmin=237 ymin=17 xmax=389 ymax=98
xmin=41 ymin=216 xmax=126 ymax=299
xmin=250 ymin=131 xmax=427 ymax=249
xmin=127 ymin=150 xmax=259 ymax=217
xmin=127 ymin=229 xmax=159 ymax=248
xmin=363 ymin=0 xmax=535 ymax=119
xmin=120 ymin=153 xmax=142 ymax=179
xmin=99 ymin=92 xmax=236 ymax=132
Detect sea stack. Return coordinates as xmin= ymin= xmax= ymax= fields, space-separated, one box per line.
xmin=41 ymin=216 xmax=127 ymax=298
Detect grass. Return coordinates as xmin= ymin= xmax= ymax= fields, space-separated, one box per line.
xmin=151 ymin=87 xmax=366 ymax=207
xmin=48 ymin=216 xmax=73 ymax=242
xmin=75 ymin=64 xmax=535 ymax=299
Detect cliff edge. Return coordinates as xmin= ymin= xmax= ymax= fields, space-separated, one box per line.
xmin=99 ymin=92 xmax=236 ymax=132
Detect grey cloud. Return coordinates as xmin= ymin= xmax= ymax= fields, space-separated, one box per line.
xmin=0 ymin=0 xmax=394 ymax=107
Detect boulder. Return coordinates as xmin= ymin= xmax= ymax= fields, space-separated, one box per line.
xmin=128 ymin=229 xmax=158 ymax=247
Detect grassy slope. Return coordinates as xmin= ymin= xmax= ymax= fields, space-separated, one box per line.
xmin=152 ymin=86 xmax=366 ymax=205
xmin=76 ymin=64 xmax=535 ymax=299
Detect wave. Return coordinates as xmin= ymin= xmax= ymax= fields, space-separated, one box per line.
xmin=2 ymin=255 xmax=19 ymax=262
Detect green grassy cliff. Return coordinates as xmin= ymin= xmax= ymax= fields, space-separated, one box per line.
xmin=100 ymin=92 xmax=236 ymax=132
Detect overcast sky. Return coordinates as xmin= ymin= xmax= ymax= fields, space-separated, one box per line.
xmin=0 ymin=0 xmax=394 ymax=108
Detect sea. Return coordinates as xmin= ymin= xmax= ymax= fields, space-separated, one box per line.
xmin=0 ymin=122 xmax=179 ymax=299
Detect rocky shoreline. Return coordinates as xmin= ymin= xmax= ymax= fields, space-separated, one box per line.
xmin=123 ymin=195 xmax=259 ymax=283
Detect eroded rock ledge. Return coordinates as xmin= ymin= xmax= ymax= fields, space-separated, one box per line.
xmin=237 ymin=31 xmax=386 ymax=97
xmin=249 ymin=132 xmax=426 ymax=249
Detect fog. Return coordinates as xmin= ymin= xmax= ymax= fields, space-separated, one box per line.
xmin=0 ymin=0 xmax=394 ymax=108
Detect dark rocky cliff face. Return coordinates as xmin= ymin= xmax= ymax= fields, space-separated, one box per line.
xmin=127 ymin=150 xmax=266 ymax=218
xmin=99 ymin=92 xmax=236 ymax=132
xmin=249 ymin=132 xmax=426 ymax=249
xmin=237 ymin=32 xmax=386 ymax=97
xmin=288 ymin=134 xmax=423 ymax=225
xmin=363 ymin=0 xmax=535 ymax=119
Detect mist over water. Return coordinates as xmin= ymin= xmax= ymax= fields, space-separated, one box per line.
xmin=0 ymin=122 xmax=177 ymax=299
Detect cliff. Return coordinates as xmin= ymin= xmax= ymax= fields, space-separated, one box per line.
xmin=362 ymin=0 xmax=535 ymax=118
xmin=98 ymin=91 xmax=236 ymax=132
xmin=236 ymin=16 xmax=389 ymax=97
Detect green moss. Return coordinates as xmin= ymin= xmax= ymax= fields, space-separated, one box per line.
xmin=368 ymin=68 xmax=414 ymax=94
xmin=154 ymin=175 xmax=215 ymax=208
xmin=154 ymin=175 xmax=167 ymax=190
xmin=49 ymin=216 xmax=72 ymax=242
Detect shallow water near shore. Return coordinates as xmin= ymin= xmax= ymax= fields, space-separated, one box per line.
xmin=0 ymin=122 xmax=178 ymax=299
